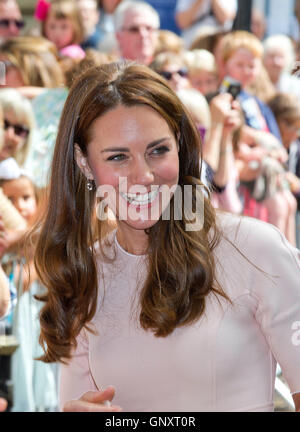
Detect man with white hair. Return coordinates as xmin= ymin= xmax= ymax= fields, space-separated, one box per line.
xmin=114 ymin=0 xmax=160 ymax=65
xmin=263 ymin=34 xmax=300 ymax=99
xmin=0 ymin=0 xmax=24 ymax=43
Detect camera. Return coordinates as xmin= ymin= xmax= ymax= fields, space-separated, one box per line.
xmin=205 ymin=76 xmax=242 ymax=104
xmin=219 ymin=76 xmax=242 ymax=100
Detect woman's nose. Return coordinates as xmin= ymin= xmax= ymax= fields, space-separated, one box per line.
xmin=14 ymin=199 xmax=23 ymax=213
xmin=8 ymin=22 xmax=19 ymax=36
xmin=5 ymin=126 xmax=18 ymax=141
xmin=130 ymin=158 xmax=154 ymax=186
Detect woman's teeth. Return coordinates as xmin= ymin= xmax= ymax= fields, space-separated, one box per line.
xmin=121 ymin=188 xmax=159 ymax=205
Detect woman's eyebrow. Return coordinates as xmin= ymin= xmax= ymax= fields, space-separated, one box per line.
xmin=101 ymin=137 xmax=171 ymax=153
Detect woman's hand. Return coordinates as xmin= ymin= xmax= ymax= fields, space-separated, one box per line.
xmin=63 ymin=386 xmax=123 ymax=412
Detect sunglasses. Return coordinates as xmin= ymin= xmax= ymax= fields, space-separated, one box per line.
xmin=159 ymin=69 xmax=188 ymax=81
xmin=4 ymin=119 xmax=30 ymax=138
xmin=0 ymin=19 xmax=25 ymax=29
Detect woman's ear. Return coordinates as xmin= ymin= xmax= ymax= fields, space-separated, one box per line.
xmin=74 ymin=143 xmax=94 ymax=180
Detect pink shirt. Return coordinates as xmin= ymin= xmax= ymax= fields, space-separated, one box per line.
xmin=59 ymin=214 xmax=300 ymax=411
xmin=60 ymin=44 xmax=85 ymax=60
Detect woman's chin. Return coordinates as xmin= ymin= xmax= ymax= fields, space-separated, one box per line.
xmin=118 ymin=215 xmax=160 ymax=232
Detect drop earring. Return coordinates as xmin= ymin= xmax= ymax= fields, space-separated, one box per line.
xmin=86 ymin=179 xmax=93 ymax=191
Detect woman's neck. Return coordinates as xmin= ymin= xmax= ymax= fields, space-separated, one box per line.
xmin=116 ymin=224 xmax=149 ymax=255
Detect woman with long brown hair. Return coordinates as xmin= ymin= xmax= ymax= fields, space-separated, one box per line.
xmin=34 ymin=61 xmax=300 ymax=412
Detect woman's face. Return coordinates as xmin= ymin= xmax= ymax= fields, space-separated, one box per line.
xmin=159 ymin=63 xmax=190 ymax=92
xmin=76 ymin=104 xmax=180 ymax=234
xmin=0 ymin=109 xmax=29 ymax=161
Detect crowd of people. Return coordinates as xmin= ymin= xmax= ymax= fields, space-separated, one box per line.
xmin=0 ymin=0 xmax=299 ymax=412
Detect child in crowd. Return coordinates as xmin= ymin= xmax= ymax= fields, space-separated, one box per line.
xmin=220 ymin=31 xmax=280 ymax=137
xmin=219 ymin=31 xmax=297 ymax=244
xmin=0 ymin=172 xmax=58 ymax=412
xmin=184 ymin=49 xmax=219 ymax=96
xmin=35 ymin=0 xmax=85 ymax=60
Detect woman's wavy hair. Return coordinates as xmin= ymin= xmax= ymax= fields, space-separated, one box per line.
xmin=34 ymin=61 xmax=230 ymax=363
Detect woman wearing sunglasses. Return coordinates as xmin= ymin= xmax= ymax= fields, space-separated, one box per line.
xmin=0 ymin=0 xmax=24 ymax=42
xmin=0 ymin=88 xmax=34 ymax=168
xmin=150 ymin=51 xmax=191 ymax=92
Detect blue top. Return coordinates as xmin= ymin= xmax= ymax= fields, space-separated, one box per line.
xmin=238 ymin=89 xmax=282 ymax=141
xmin=81 ymin=27 xmax=104 ymax=50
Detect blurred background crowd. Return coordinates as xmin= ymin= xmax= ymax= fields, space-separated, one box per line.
xmin=0 ymin=0 xmax=299 ymax=412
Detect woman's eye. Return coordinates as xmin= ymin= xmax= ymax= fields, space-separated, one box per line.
xmin=107 ymin=154 xmax=127 ymax=161
xmin=151 ymin=146 xmax=170 ymax=155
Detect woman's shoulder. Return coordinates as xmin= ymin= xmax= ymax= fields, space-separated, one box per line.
xmin=217 ymin=212 xmax=285 ymax=248
xmin=216 ymin=212 xmax=300 ymax=271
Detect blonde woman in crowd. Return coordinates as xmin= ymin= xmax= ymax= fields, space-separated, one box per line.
xmin=0 ymin=36 xmax=65 ymax=98
xmin=0 ymin=88 xmax=35 ymax=167
xmin=150 ymin=51 xmax=191 ymax=92
xmin=0 ymin=0 xmax=24 ymax=43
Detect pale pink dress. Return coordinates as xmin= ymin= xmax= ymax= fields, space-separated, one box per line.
xmin=59 ymin=214 xmax=300 ymax=411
